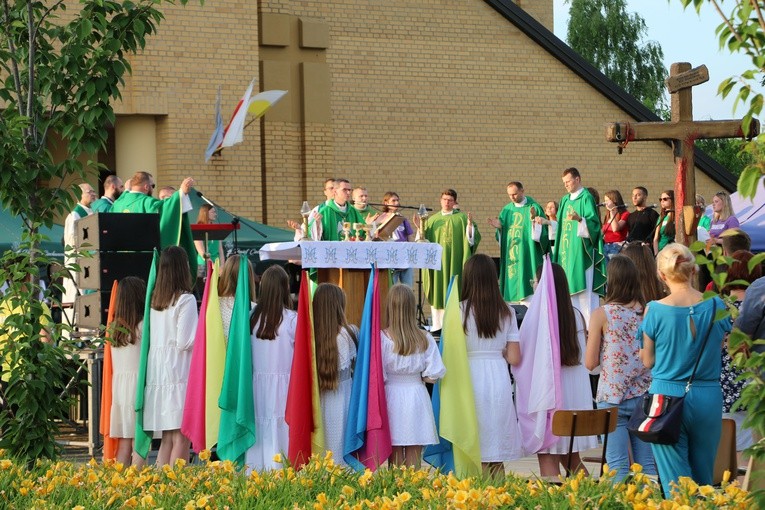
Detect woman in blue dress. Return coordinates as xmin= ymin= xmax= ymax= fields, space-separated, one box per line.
xmin=638 ymin=243 xmax=731 ymax=496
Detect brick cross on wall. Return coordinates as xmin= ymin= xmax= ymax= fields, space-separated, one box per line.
xmin=259 ymin=13 xmax=331 ymax=124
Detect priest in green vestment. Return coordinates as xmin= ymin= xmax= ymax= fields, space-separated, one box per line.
xmin=315 ymin=178 xmax=365 ymax=241
xmin=416 ymin=189 xmax=480 ymax=331
xmin=62 ymin=183 xmax=96 ymax=307
xmin=110 ymin=171 xmax=198 ymax=278
xmin=489 ymin=182 xmax=548 ymax=303
xmin=553 ymin=168 xmax=606 ymax=324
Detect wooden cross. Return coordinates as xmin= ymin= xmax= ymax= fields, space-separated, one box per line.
xmin=605 ymin=62 xmax=760 ymax=245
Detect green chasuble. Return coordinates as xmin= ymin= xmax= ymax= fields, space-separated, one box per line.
xmin=90 ymin=197 xmax=113 ymax=213
xmin=553 ymin=188 xmax=606 ymax=296
xmin=496 ymin=196 xmax=548 ymax=301
xmin=317 ymin=201 xmax=365 ymax=241
xmin=423 ymin=211 xmax=481 ymax=309
xmin=111 ymin=191 xmax=198 ymax=278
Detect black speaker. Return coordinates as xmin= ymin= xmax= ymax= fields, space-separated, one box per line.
xmin=75 ymin=291 xmax=110 ymax=330
xmin=76 ymin=212 xmax=160 ymax=251
xmin=76 ymin=251 xmax=155 ymax=291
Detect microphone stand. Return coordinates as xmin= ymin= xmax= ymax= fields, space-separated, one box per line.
xmin=195 ymin=189 xmax=269 ymax=252
xmin=366 ymin=202 xmax=433 ymax=211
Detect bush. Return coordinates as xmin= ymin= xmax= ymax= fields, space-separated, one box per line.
xmin=0 ymin=452 xmax=752 ymax=509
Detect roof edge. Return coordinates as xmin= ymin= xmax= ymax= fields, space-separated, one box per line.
xmin=484 ymin=0 xmax=737 ymax=191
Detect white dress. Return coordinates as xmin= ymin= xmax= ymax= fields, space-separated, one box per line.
xmin=219 ymin=296 xmax=235 ymax=341
xmin=382 ymin=331 xmax=445 ymax=446
xmin=245 ymin=309 xmax=298 ymax=472
xmin=463 ymin=303 xmax=523 ymax=462
xmin=321 ymin=327 xmax=357 ymax=466
xmin=542 ymin=312 xmax=599 ymax=454
xmin=110 ymin=323 xmax=142 ymax=438
xmin=143 ymin=293 xmax=198 ymax=431
xmin=219 ymin=297 xmax=256 ymax=343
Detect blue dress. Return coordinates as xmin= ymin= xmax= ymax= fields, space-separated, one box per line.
xmin=638 ymin=296 xmax=731 ymax=495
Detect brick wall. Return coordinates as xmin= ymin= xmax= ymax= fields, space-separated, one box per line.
xmin=101 ymin=0 xmax=726 ymax=257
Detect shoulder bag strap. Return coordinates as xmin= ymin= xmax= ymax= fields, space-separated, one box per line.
xmin=685 ymin=300 xmax=717 ymax=393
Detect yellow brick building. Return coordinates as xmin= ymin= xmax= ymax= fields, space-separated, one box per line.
xmin=104 ymin=0 xmax=735 ymax=257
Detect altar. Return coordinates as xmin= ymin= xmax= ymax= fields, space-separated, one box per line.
xmin=259 ymin=241 xmax=442 ymax=325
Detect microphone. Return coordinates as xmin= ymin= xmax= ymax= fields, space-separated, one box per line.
xmin=197 ymin=190 xmax=215 ymax=207
xmin=645 ymin=204 xmax=659 ymax=209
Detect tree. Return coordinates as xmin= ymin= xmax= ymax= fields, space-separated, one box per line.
xmin=566 ymin=0 xmax=668 ymax=114
xmin=0 ymin=0 xmax=200 ymax=464
xmin=678 ymin=0 xmax=765 ymax=199
xmin=696 ymin=138 xmax=753 ymax=177
xmin=679 ymin=1 xmax=765 ymax=501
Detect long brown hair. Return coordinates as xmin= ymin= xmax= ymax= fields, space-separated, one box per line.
xmin=250 ymin=265 xmax=291 ymax=340
xmin=313 ymin=283 xmax=352 ymax=391
xmin=150 ymin=246 xmax=193 ymax=310
xmin=549 ymin=263 xmax=581 ymax=367
xmin=109 ymin=276 xmax=146 ymax=347
xmin=659 ymin=189 xmax=675 ymax=239
xmin=384 ymin=284 xmax=428 ymax=355
xmin=602 ymin=189 xmax=625 ymax=224
xmin=196 ymin=204 xmax=214 ymax=224
xmin=217 ymin=254 xmax=256 ymax=301
xmin=461 ymin=254 xmax=511 ymax=338
xmin=620 ymin=242 xmax=666 ymax=302
xmin=604 ymin=255 xmax=644 ymax=307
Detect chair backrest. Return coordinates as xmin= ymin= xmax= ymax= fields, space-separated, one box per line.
xmin=713 ymin=418 xmax=737 ymax=485
xmin=552 ymin=408 xmax=618 ymax=437
xmin=552 ymin=408 xmax=618 ymax=477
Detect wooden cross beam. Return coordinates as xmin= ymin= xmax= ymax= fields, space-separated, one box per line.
xmin=605 ymin=62 xmax=760 ymax=246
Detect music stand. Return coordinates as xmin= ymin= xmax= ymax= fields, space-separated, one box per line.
xmin=191 ymin=223 xmax=241 ymax=256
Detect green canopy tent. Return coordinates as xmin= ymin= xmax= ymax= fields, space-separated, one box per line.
xmin=188 ymin=189 xmax=293 ymax=270
xmin=0 ymin=207 xmax=66 ymax=260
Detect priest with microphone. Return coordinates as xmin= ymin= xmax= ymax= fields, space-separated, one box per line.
xmin=600 ymin=190 xmax=630 ymax=264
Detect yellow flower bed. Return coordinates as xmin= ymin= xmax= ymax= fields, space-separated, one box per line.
xmin=0 ymin=451 xmax=753 ymax=509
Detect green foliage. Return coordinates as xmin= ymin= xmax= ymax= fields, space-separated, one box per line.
xmin=566 ymin=0 xmax=668 ymax=114
xmin=696 ymin=138 xmax=753 ymax=176
xmin=0 ymin=0 xmax=196 ymax=227
xmin=0 ymin=0 xmax=200 ymax=463
xmin=0 ymin=236 xmax=86 ymax=467
xmin=691 ymin=240 xmax=765 ymax=504
xmin=0 ymin=454 xmax=754 ymax=508
xmin=678 ymin=0 xmax=765 ymax=200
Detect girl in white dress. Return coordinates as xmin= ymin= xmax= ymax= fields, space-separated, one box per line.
xmin=108 ymin=276 xmax=146 ymax=468
xmin=536 ymin=262 xmax=598 ymax=477
xmin=460 ymin=254 xmax=522 ymax=477
xmin=382 ymin=284 xmax=445 ymax=468
xmin=313 ymin=283 xmax=357 ymax=466
xmin=246 ymin=265 xmax=297 ymax=472
xmin=144 ymin=246 xmax=199 ymax=466
xmin=218 ymin=255 xmax=257 ymax=342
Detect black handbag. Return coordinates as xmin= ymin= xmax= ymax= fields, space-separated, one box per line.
xmin=627 ymin=301 xmax=717 ymax=445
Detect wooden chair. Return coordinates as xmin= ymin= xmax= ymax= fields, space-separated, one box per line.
xmin=552 ymin=408 xmax=618 ymax=477
xmin=713 ymin=418 xmax=737 ymax=486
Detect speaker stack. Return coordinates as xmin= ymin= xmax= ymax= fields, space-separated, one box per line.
xmin=74 ymin=213 xmax=160 ymax=329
